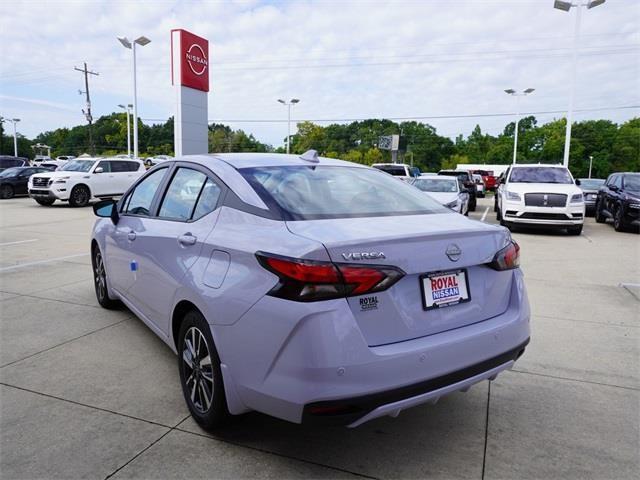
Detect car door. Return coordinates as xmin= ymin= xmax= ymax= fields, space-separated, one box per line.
xmin=91 ymin=160 xmax=115 ymax=196
xmin=606 ymin=175 xmax=621 ymax=213
xmin=15 ymin=168 xmax=36 ymax=194
xmin=106 ymin=167 xmax=170 ymax=296
xmin=124 ymin=164 xmax=225 ymax=334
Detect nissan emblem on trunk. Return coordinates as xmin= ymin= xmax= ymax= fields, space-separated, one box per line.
xmin=446 ymin=244 xmax=462 ymax=262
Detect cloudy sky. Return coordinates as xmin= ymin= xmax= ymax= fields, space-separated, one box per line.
xmin=0 ymin=0 xmax=638 ymax=149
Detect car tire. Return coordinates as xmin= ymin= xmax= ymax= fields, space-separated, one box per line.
xmin=0 ymin=184 xmax=14 ymax=199
xmin=92 ymin=245 xmax=120 ymax=309
xmin=178 ymin=310 xmax=230 ymax=431
xmin=613 ymin=206 xmax=626 ymax=232
xmin=69 ymin=185 xmax=90 ymax=207
xmin=35 ymin=198 xmax=55 ymax=206
xmin=568 ymin=225 xmax=583 ymax=236
xmin=594 ymin=200 xmax=607 ymax=223
xmin=496 ymin=206 xmax=502 ymax=221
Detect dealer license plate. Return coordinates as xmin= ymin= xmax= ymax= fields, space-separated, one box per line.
xmin=421 ymin=269 xmax=470 ymax=310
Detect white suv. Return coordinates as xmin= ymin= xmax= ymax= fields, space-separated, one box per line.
xmin=496 ymin=164 xmax=585 ymax=235
xmin=28 ymin=157 xmax=145 ymax=207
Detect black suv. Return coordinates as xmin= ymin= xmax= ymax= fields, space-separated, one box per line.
xmin=437 ymin=170 xmax=477 ymax=211
xmin=595 ymin=172 xmax=640 ymax=232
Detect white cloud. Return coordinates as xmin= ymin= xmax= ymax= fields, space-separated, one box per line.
xmin=1 ymin=0 xmax=638 ymax=146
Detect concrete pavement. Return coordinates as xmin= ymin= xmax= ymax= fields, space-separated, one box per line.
xmin=1 ymin=195 xmax=638 ymax=479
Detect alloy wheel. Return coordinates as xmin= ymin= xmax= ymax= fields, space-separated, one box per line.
xmin=94 ymin=250 xmax=106 ymax=302
xmin=182 ymin=327 xmax=215 ymax=414
xmin=74 ymin=187 xmax=89 ymax=206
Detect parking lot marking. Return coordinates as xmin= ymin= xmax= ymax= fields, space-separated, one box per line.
xmin=481 ymin=206 xmax=489 ymax=222
xmin=0 ymin=253 xmax=88 ymax=272
xmin=0 ymin=239 xmax=38 ymax=247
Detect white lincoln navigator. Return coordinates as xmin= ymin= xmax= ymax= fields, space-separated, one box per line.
xmin=496 ymin=164 xmax=585 ymax=235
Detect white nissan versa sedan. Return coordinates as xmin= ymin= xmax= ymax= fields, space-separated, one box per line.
xmin=496 ymin=164 xmax=585 ymax=235
xmin=91 ymin=152 xmax=530 ymax=430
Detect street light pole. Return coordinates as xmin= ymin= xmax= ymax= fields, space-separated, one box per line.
xmin=504 ymin=89 xmax=535 ymax=165
xmin=277 ymin=98 xmax=300 ymax=154
xmin=554 ymin=0 xmax=606 ymax=167
xmin=117 ymin=36 xmax=151 ymax=159
xmin=588 ymin=155 xmax=593 ymax=179
xmin=3 ymin=118 xmax=21 ymax=156
xmin=118 ymin=104 xmax=133 ymax=157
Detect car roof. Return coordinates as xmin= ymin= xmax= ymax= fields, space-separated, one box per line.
xmin=175 ymin=153 xmax=369 ymax=170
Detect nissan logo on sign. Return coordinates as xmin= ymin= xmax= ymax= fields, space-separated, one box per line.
xmin=171 ymin=29 xmax=210 ymax=92
xmin=185 ymin=44 xmax=208 ymax=76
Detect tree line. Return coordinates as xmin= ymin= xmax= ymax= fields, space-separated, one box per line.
xmin=1 ymin=112 xmax=637 ymax=178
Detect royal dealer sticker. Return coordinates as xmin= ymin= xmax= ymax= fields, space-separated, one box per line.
xmin=359 ymin=296 xmax=379 ymax=311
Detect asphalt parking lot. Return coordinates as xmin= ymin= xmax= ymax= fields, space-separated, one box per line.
xmin=1 ymin=195 xmax=638 ymax=480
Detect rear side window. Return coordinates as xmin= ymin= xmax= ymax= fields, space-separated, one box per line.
xmin=123 ymin=168 xmax=167 ymax=216
xmin=111 ymin=161 xmax=138 ymax=172
xmin=158 ymin=168 xmax=214 ymax=221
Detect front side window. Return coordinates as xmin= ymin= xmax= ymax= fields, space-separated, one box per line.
xmin=159 ymin=168 xmax=210 ymax=221
xmin=509 ymin=167 xmax=573 ymax=184
xmin=95 ymin=161 xmax=112 ymax=173
xmin=60 ymin=160 xmax=95 ymax=172
xmin=123 ymin=168 xmax=167 ymax=216
xmin=623 ymin=175 xmax=640 ymax=192
xmin=240 ymin=166 xmax=448 ymax=220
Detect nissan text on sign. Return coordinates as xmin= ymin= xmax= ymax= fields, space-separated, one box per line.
xmin=171 ymin=29 xmax=209 ymax=156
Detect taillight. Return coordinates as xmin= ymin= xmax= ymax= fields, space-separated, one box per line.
xmin=256 ymin=252 xmax=405 ymax=302
xmin=488 ymin=241 xmax=520 ymax=271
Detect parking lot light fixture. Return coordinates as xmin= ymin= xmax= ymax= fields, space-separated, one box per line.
xmin=553 ymin=0 xmax=606 ymax=168
xmin=117 ymin=35 xmax=151 ymax=159
xmin=277 ymin=98 xmax=301 ymax=154
xmin=118 ymin=104 xmax=132 ymax=157
xmin=504 ymin=89 xmax=535 ymax=164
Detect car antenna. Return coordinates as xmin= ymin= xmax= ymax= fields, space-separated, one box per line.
xmin=300 ymin=150 xmax=319 ymax=163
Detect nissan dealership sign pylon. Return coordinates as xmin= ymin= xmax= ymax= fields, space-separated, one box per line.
xmin=171 ymin=29 xmax=209 ymax=156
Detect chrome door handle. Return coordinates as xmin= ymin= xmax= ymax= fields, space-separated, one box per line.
xmin=127 ymin=231 xmax=137 ymax=241
xmin=178 ymin=233 xmax=197 ymax=246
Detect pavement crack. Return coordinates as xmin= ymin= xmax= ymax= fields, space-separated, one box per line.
xmin=0 ymin=318 xmax=132 ymax=369
xmin=509 ymin=369 xmax=640 ymax=391
xmin=104 ymin=429 xmax=173 ymax=480
xmin=481 ymin=381 xmax=491 ymax=480
xmin=172 ymin=426 xmax=380 ymax=480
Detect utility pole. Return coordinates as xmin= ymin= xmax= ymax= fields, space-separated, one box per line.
xmin=75 ymin=62 xmax=99 ymax=155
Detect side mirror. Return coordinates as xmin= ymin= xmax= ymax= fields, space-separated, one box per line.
xmin=575 ymin=179 xmax=581 ymax=186
xmin=609 ymin=185 xmax=618 ymax=192
xmin=94 ymin=167 xmax=104 ymax=174
xmin=93 ymin=199 xmax=119 ymax=225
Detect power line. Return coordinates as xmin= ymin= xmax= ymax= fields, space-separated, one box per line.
xmin=140 ymin=104 xmax=639 ymax=124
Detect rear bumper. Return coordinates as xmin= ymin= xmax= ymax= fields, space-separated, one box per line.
xmin=304 ymin=338 xmax=528 ymax=427
xmin=214 ymin=270 xmax=530 ymax=426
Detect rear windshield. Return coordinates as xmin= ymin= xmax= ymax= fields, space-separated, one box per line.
xmin=372 ymin=165 xmax=407 ymax=176
xmin=413 ymin=178 xmax=458 ymax=193
xmin=579 ymin=179 xmax=605 ymax=190
xmin=240 ymin=166 xmax=448 ymax=220
xmin=509 ymin=167 xmax=573 ymax=184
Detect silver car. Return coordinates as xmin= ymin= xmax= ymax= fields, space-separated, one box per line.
xmin=91 ymin=152 xmax=530 ymax=430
